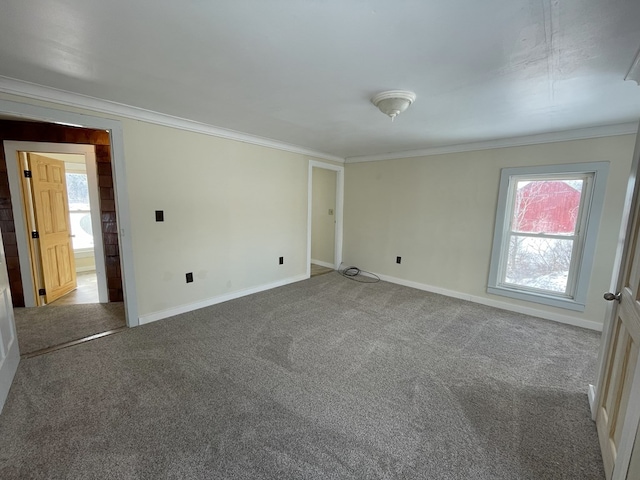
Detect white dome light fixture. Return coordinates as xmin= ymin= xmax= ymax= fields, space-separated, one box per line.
xmin=371 ymin=90 xmax=416 ymax=121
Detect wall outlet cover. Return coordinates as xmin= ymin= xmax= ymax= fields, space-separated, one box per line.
xmin=396 ymin=256 xmax=402 ymax=264
xmin=186 ymin=272 xmax=193 ymax=283
xmin=155 ymin=210 xmax=164 ymax=222
xmin=279 ymin=257 xmax=284 ymax=265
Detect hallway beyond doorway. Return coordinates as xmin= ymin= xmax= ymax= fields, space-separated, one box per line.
xmin=50 ymin=271 xmax=99 ymax=305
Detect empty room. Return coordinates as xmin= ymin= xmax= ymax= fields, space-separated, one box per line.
xmin=1 ymin=1 xmax=640 ymax=479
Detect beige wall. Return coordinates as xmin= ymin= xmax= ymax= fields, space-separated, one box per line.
xmin=311 ymin=167 xmax=336 ymax=265
xmin=343 ymin=135 xmax=636 ymax=326
xmin=2 ymin=91 xmax=635 ymax=327
xmin=124 ymin=120 xmax=313 ymax=316
xmin=74 ymin=253 xmax=95 ymax=272
xmin=0 ymin=92 xmax=335 ymax=320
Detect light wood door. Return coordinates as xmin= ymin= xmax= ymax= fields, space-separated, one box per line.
xmin=27 ymin=154 xmax=77 ymax=304
xmin=0 ymin=224 xmax=19 ymax=413
xmin=596 ymin=126 xmax=640 ymax=480
xmin=596 ymin=285 xmax=640 ymax=478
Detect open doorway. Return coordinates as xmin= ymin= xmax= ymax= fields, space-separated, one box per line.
xmin=311 ymin=167 xmax=337 ymax=277
xmin=5 ymin=142 xmax=108 ymax=307
xmin=3 ymin=140 xmax=125 ymax=356
xmin=20 ymin=151 xmax=102 ymax=305
xmin=307 ymin=161 xmax=344 ymax=278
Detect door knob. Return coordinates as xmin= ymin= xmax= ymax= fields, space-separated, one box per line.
xmin=604 ymin=292 xmax=621 ymax=302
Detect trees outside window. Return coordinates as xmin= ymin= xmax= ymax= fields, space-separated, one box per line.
xmin=504 ymin=178 xmax=585 ymax=294
xmin=488 ymin=163 xmax=609 ymax=311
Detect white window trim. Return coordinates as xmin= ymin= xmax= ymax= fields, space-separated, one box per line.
xmin=487 ymin=162 xmax=610 ymax=311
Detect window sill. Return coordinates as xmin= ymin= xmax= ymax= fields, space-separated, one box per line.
xmin=487 ymin=285 xmax=586 ymax=312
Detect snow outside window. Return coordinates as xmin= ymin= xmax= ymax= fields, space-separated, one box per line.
xmin=66 ymin=172 xmax=94 ymax=251
xmin=487 ymin=162 xmax=609 ymax=312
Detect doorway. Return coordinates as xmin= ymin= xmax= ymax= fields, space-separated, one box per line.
xmin=311 ymin=167 xmax=336 ymax=276
xmin=0 ymin=101 xmax=138 ymax=329
xmin=5 ymin=142 xmax=108 ymax=307
xmin=307 ymin=161 xmax=344 ymax=277
xmin=592 ymin=125 xmax=640 ymax=479
xmin=3 ymin=141 xmax=124 ymax=356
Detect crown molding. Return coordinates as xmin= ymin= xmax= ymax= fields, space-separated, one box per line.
xmin=345 ymin=122 xmax=639 ymax=163
xmin=0 ymin=76 xmax=345 ymax=163
xmin=2 ymin=76 xmax=636 ymax=166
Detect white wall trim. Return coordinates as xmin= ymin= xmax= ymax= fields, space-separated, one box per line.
xmin=139 ymin=273 xmax=308 ymax=325
xmin=375 ymin=272 xmax=603 ymax=332
xmin=588 ymin=384 xmax=597 ymax=420
xmin=307 ymin=161 xmax=344 ymax=278
xmin=75 ymin=266 xmax=96 ymax=273
xmin=311 ymin=259 xmax=335 ymax=269
xmin=0 ymin=98 xmax=139 ymax=327
xmin=345 ymin=123 xmax=639 ymax=163
xmin=0 ymin=76 xmax=344 ymax=164
xmin=3 ymin=77 xmax=636 ymax=166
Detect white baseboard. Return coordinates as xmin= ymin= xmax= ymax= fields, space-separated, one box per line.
xmin=375 ymin=273 xmax=603 ymax=332
xmin=75 ymin=266 xmax=96 ymax=273
xmin=138 ymin=273 xmax=309 ymax=325
xmin=588 ymin=384 xmax=597 ymax=420
xmin=311 ymin=259 xmax=335 ymax=269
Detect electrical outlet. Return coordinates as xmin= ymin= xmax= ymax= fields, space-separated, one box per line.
xmin=186 ymin=272 xmax=193 ymax=283
xmin=155 ymin=210 xmax=164 ymax=222
xmin=279 ymin=256 xmax=284 ymax=265
xmin=396 ymin=256 xmax=401 ymax=264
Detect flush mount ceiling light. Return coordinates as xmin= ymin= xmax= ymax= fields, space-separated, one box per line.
xmin=625 ymin=47 xmax=640 ymax=86
xmin=371 ymin=90 xmax=416 ymax=121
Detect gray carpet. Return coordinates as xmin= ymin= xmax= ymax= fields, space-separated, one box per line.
xmin=0 ymin=273 xmax=603 ymax=479
xmin=14 ymin=302 xmax=126 ymax=355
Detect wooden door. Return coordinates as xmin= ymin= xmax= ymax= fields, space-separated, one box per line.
xmin=596 ymin=284 xmax=640 ymax=478
xmin=27 ymin=154 xmax=77 ymax=304
xmin=595 ymin=127 xmax=640 ymax=480
xmin=0 ymin=224 xmax=19 ymax=413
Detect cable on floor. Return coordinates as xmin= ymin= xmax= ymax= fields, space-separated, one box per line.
xmin=338 ymin=263 xmax=380 ymax=283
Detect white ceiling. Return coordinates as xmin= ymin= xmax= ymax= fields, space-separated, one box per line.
xmin=1 ymin=0 xmax=640 ymax=159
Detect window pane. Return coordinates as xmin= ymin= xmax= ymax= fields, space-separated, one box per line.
xmin=512 ymin=179 xmax=583 ymax=235
xmin=65 ymin=172 xmax=93 ymax=250
xmin=504 ymin=235 xmax=573 ymax=293
xmin=66 ymin=173 xmax=90 ymax=210
xmin=69 ymin=212 xmax=94 ymax=249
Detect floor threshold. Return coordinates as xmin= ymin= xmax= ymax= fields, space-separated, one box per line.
xmin=21 ymin=327 xmax=128 ymax=359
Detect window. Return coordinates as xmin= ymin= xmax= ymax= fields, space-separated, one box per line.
xmin=487 ymin=162 xmax=609 ymax=311
xmin=65 ymin=172 xmax=94 ymax=250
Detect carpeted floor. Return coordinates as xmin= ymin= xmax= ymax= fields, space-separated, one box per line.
xmin=14 ymin=302 xmax=126 ymax=355
xmin=0 ymin=273 xmax=603 ymax=479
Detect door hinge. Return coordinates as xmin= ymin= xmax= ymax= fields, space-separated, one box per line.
xmin=23 ymin=170 xmax=32 ymax=178
xmin=31 ymin=231 xmax=39 ymax=239
xmin=38 ymin=288 xmax=46 ymax=296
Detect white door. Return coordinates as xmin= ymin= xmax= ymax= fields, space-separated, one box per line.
xmin=594 ymin=124 xmax=640 ymax=479
xmin=0 ymin=225 xmax=19 ymax=413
